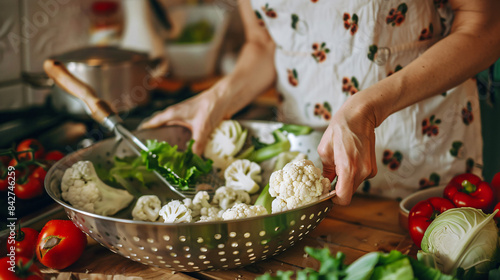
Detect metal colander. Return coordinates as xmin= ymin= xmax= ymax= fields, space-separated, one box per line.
xmin=44 ymin=121 xmax=335 ymax=272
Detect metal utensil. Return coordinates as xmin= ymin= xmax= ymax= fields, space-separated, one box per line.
xmin=43 ymin=58 xmax=189 ymax=199
xmin=44 ymin=121 xmax=336 ymax=272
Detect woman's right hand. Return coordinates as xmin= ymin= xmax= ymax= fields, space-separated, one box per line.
xmin=317 ymin=94 xmax=378 ymax=206
xmin=139 ymin=87 xmax=228 ymax=155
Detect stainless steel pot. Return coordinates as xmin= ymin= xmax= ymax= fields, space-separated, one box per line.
xmin=49 ymin=46 xmax=165 ymax=119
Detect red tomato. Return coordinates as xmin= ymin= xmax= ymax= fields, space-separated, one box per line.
xmin=6 ymin=228 xmax=39 ymax=260
xmin=7 ymin=159 xmax=34 ymax=176
xmin=44 ymin=150 xmax=65 ymax=163
xmin=9 ymin=158 xmax=19 ymax=167
xmin=30 ymin=167 xmax=47 ymax=184
xmin=36 ymin=220 xmax=87 ymax=269
xmin=408 ymin=197 xmax=456 ymax=248
xmin=16 ymin=139 xmax=45 ymax=161
xmin=0 ymin=256 xmax=43 ymax=280
xmin=14 ymin=178 xmax=43 ymax=200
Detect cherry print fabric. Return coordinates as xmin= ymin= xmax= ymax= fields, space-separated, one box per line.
xmin=250 ymin=0 xmax=482 ymax=199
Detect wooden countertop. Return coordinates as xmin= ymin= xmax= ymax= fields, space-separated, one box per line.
xmin=38 ymin=194 xmax=419 ymax=280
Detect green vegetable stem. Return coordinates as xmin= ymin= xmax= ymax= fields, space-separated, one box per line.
xmin=240 ymin=130 xmax=291 ymax=163
xmin=254 ymin=183 xmax=272 ymax=214
xmin=278 ymin=124 xmax=314 ymax=135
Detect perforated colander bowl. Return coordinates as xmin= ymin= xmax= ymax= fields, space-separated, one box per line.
xmin=45 ymin=121 xmax=334 ymax=271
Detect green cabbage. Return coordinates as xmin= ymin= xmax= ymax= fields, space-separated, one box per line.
xmin=419 ymin=207 xmax=499 ymax=276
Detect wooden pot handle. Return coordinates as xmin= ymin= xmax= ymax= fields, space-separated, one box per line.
xmin=43 ymin=59 xmax=116 ymax=124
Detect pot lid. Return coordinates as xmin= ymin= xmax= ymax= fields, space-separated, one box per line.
xmin=51 ymin=46 xmax=149 ymax=66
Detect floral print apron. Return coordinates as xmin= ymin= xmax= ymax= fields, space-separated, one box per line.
xmin=251 ymin=0 xmax=483 ymax=199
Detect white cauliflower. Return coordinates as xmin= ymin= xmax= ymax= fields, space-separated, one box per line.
xmin=159 ymin=200 xmax=192 ymax=223
xmin=198 ymin=207 xmax=224 ymax=222
xmin=222 ymin=203 xmax=267 ymax=220
xmin=212 ymin=186 xmax=251 ymax=210
xmin=183 ymin=191 xmax=211 ymax=218
xmin=131 ymin=195 xmax=161 ymax=222
xmin=185 ymin=191 xmax=224 ymax=222
xmin=224 ymin=159 xmax=262 ymax=194
xmin=204 ymin=120 xmax=247 ymax=172
xmin=274 ymin=151 xmax=307 ymax=171
xmin=269 ymin=159 xmax=330 ymax=213
xmin=61 ymin=161 xmax=134 ymax=216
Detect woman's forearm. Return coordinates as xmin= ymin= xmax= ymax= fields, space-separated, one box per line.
xmin=355 ymin=0 xmax=500 ymax=127
xmin=211 ymin=39 xmax=276 ymax=119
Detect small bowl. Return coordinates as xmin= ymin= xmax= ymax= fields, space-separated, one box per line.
xmin=165 ymin=4 xmax=230 ymax=80
xmin=398 ymin=185 xmax=446 ymax=231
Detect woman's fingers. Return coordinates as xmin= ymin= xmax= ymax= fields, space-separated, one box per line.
xmin=331 ymin=167 xmax=354 ymax=206
xmin=332 ymin=138 xmax=377 ymax=205
xmin=318 ymin=133 xmax=337 ymax=182
xmin=138 ymin=109 xmax=172 ymax=129
xmin=190 ymin=123 xmax=213 ymax=156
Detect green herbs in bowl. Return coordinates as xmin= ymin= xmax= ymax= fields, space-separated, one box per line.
xmin=173 ymin=20 xmax=214 ymax=44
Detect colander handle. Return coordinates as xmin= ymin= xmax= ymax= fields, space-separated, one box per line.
xmin=43 ymin=59 xmax=117 ymax=124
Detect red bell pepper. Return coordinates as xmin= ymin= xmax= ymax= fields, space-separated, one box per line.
xmin=491 ymin=172 xmax=500 ymax=205
xmin=492 ymin=202 xmax=500 ymax=218
xmin=443 ymin=173 xmax=494 ymax=212
xmin=408 ymin=197 xmax=455 ymax=248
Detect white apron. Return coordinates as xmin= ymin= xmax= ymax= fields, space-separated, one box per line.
xmin=251 ymin=0 xmax=483 ymax=199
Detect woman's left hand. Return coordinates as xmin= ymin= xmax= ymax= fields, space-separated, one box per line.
xmin=317 ymin=96 xmax=378 ymax=205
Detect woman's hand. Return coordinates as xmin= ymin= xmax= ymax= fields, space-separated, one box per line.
xmin=139 ymin=87 xmax=228 ymax=155
xmin=140 ymin=0 xmax=276 ymax=156
xmin=318 ymin=96 xmax=378 ymax=205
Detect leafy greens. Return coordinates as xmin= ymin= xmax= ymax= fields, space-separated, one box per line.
xmin=141 ymin=139 xmax=213 ymax=190
xmin=257 ymin=247 xmax=456 ymax=280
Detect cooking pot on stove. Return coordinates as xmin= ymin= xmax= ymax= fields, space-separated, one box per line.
xmin=49 ymin=46 xmax=166 ymax=119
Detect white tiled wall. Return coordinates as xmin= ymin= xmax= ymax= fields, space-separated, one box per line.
xmin=0 ymin=0 xmax=90 ymax=111
xmin=20 ymin=0 xmax=90 ymax=74
xmin=0 ymin=0 xmax=22 ymax=84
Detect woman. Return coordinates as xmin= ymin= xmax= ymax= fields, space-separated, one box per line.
xmin=141 ymin=0 xmax=500 ymax=205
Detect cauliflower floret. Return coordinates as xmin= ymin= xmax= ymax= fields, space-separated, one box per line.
xmin=269 ymin=159 xmax=330 ymax=213
xmin=224 ymin=159 xmax=262 ymax=194
xmin=222 ymin=203 xmax=267 ymax=220
xmin=159 ymin=200 xmax=192 ymax=223
xmin=212 ymin=186 xmax=251 ymax=210
xmin=132 ymin=195 xmax=161 ymax=222
xmin=198 ymin=206 xmax=224 ymax=222
xmin=183 ymin=191 xmax=211 ymax=218
xmin=204 ymin=120 xmax=247 ymax=172
xmin=184 ymin=192 xmax=223 ymax=222
xmin=193 ymin=191 xmax=211 ymax=207
xmin=61 ymin=161 xmax=134 ymax=216
xmin=274 ymin=151 xmax=307 ymax=171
